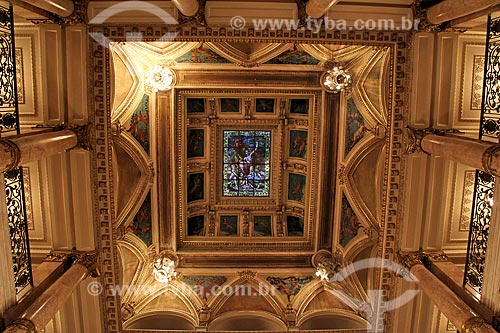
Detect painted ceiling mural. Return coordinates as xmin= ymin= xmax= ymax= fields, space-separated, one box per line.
xmin=105 ymin=35 xmax=398 ymax=331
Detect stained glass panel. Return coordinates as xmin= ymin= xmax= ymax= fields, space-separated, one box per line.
xmin=222 ymin=130 xmax=271 ymax=197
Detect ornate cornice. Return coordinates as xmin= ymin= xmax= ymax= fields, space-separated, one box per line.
xmin=0 ymin=138 xmax=21 ymax=172
xmin=6 ymin=318 xmax=36 ymax=332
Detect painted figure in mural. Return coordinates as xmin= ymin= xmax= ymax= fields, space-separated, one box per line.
xmin=129 ymin=111 xmax=149 ymax=146
xmin=227 ymin=138 xmax=263 ymax=191
xmin=266 ymin=276 xmax=313 ymax=302
xmin=340 ymin=197 xmax=360 ymax=247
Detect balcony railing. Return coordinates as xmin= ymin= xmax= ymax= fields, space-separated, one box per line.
xmin=0 ymin=3 xmax=33 ymax=296
xmin=464 ymin=14 xmax=500 ymax=297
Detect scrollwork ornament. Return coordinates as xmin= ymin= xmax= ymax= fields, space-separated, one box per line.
xmin=121 ymin=302 xmax=136 ymax=321
xmin=481 ymin=144 xmax=500 ymax=176
xmin=397 ymin=250 xmax=424 ymax=271
xmin=0 ymin=138 xmax=20 ymax=171
xmin=238 ymin=270 xmax=257 ymax=280
xmin=45 ymin=250 xmax=71 ymax=262
xmin=198 ymin=303 xmax=211 ymax=326
xmin=6 ymin=318 xmax=36 ymax=332
xmin=71 ymin=250 xmax=100 ymax=278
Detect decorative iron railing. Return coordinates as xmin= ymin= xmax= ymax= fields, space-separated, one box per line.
xmin=464 ymin=14 xmax=500 ymax=296
xmin=0 ymin=3 xmax=32 ymax=295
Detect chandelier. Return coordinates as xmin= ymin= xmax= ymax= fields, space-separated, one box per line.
xmin=312 ymin=249 xmax=343 ymax=282
xmin=321 ymin=65 xmax=352 ymax=93
xmin=144 ymin=64 xmax=175 ymax=93
xmin=152 ymin=256 xmax=178 ymax=284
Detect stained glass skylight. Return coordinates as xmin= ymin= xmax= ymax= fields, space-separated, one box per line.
xmin=222 ymin=130 xmax=271 ymax=197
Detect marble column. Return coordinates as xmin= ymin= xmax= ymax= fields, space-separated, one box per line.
xmin=4 ymin=251 xmax=98 ymax=333
xmin=427 ymin=0 xmax=499 ymax=25
xmin=18 ymin=0 xmax=74 ymax=17
xmin=305 ymin=0 xmax=340 ymax=19
xmin=406 ymin=128 xmax=500 ymax=177
xmin=171 ymin=0 xmax=199 ymax=17
xmin=399 ymin=251 xmax=497 ymax=333
xmin=0 ymin=127 xmax=88 ymax=172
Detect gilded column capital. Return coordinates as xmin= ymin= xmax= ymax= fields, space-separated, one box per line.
xmin=29 ymin=0 xmax=87 ymax=25
xmin=71 ymin=250 xmax=100 ymax=278
xmin=398 ymin=250 xmax=425 ymax=270
xmin=405 ymin=127 xmax=462 ymax=155
xmin=6 ymin=318 xmax=36 ymax=332
xmin=482 ymin=144 xmax=500 ymax=176
xmin=44 ymin=250 xmax=71 ymax=262
xmin=295 ymin=0 xmax=308 ymax=27
xmin=462 ymin=316 xmax=489 ymax=333
xmin=405 ymin=127 xmax=433 ymax=154
xmin=0 ymin=138 xmax=21 ymax=171
xmin=178 ymin=0 xmax=206 ymax=26
xmin=398 ymin=249 xmax=449 ymax=271
xmin=411 ymin=0 xmax=466 ymax=32
xmin=34 ymin=122 xmax=91 ymax=150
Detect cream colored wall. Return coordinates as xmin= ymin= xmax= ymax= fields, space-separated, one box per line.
xmin=12 ymin=19 xmax=101 ymax=333
xmin=396 ymin=30 xmax=486 ymax=333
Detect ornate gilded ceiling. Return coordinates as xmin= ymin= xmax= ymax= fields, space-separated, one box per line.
xmin=89 ymin=25 xmax=409 ymax=331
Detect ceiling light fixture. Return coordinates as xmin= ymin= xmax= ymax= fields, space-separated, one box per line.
xmin=152 ymin=253 xmax=178 ymax=284
xmin=321 ymin=64 xmax=352 ymax=94
xmin=144 ymin=64 xmax=175 ymax=93
xmin=312 ymin=249 xmax=343 ymax=282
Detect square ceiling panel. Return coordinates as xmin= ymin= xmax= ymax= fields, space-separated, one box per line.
xmin=174 ymin=90 xmax=323 ymax=252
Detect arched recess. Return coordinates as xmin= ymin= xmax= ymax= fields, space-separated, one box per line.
xmin=124 ymin=311 xmax=197 ymax=330
xmin=208 ymin=311 xmax=288 ymax=331
xmin=351 ymin=48 xmax=390 ymax=127
xmin=208 ymin=276 xmax=286 ymax=321
xmin=116 ymin=233 xmax=149 ymax=289
xmin=206 ymin=42 xmax=290 ymax=66
xmin=298 ymin=311 xmax=369 ymax=330
xmin=345 ymin=243 xmax=378 ymax=292
xmin=123 ymin=41 xmax=198 ymax=60
xmin=113 ymin=131 xmax=153 ymax=228
xmin=300 ymin=44 xmax=371 ymax=64
xmin=344 ymin=134 xmax=385 ymax=229
xmin=294 ymin=280 xmax=352 ymax=318
xmin=110 ymin=43 xmax=144 ymax=124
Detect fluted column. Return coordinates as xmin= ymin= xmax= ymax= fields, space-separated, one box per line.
xmin=306 ymin=0 xmax=340 ymax=19
xmin=0 ymin=125 xmax=90 ymax=173
xmin=427 ymin=0 xmax=499 ymax=25
xmin=406 ymin=128 xmax=500 ymax=177
xmin=4 ymin=251 xmax=98 ymax=333
xmin=399 ymin=251 xmax=497 ymax=333
xmin=171 ymin=0 xmax=199 ymax=17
